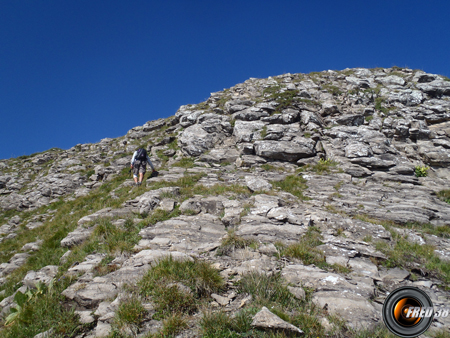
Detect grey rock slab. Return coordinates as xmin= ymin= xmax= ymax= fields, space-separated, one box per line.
xmin=417 ymin=79 xmax=450 ymax=97
xmin=23 ymin=265 xmax=58 ymax=289
xmin=25 ymin=221 xmax=44 ymax=230
xmin=350 ymin=156 xmax=396 ymax=169
xmin=125 ymin=187 xmax=179 ymax=215
xmin=348 ymin=258 xmax=378 ymax=278
xmin=251 ymin=306 xmax=303 ymax=334
xmin=68 ymin=253 xmax=105 ymax=274
xmin=60 ymin=250 xmax=72 ymax=264
xmin=258 ymin=243 xmax=278 ymax=255
xmin=379 ymin=267 xmax=410 ymax=282
xmin=233 ymin=120 xmax=266 ymax=143
xmin=393 ymin=228 xmax=425 ymax=245
xmin=282 ymin=264 xmax=375 ymax=298
xmin=266 ymin=207 xmax=303 ymax=225
xmin=94 ymin=321 xmax=112 ymax=337
xmin=376 ymin=75 xmax=406 ymax=86
xmin=326 ymin=256 xmax=349 ymax=266
xmin=312 ymin=291 xmax=379 ymax=329
xmin=0 ymin=253 xmax=30 ymax=277
xmin=34 ymin=328 xmax=54 ymax=338
xmin=94 ymin=301 xmax=116 ymax=317
xmin=199 ymin=148 xmax=240 ymax=164
xmin=254 ymin=140 xmax=316 ymax=162
xmin=344 ymin=142 xmax=373 ymax=158
xmin=179 ymin=196 xmax=225 ymax=216
xmin=158 ymin=199 xmax=176 ymax=212
xmin=234 ymin=108 xmax=270 ymax=121
xmin=318 ymin=236 xmax=387 ymax=260
xmin=179 ymin=124 xmax=225 ymax=156
xmin=63 ymin=250 xmax=192 ymax=308
xmin=75 ymin=310 xmax=95 ymax=324
xmin=345 ymin=76 xmax=371 ymax=89
xmin=179 ymin=198 xmax=201 ymax=215
xmin=221 ymin=207 xmax=242 ymax=227
xmin=250 ymin=194 xmax=280 ymax=216
xmin=287 ymin=286 xmax=306 ymax=300
xmin=321 ymin=101 xmax=340 ymax=116
xmin=236 ymin=221 xmax=308 ymax=245
xmin=245 ymin=176 xmax=272 ymax=192
xmin=21 ymin=239 xmax=43 ymax=252
xmin=77 ymin=207 xmax=135 ymax=226
xmin=61 ymin=226 xmax=94 ymax=248
xmin=336 ymin=114 xmax=365 ymax=126
xmin=211 ymin=293 xmax=230 ymax=306
xmin=137 ymin=214 xmax=226 ymax=253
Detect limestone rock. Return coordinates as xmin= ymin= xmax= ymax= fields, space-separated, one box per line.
xmin=245 ymin=176 xmax=272 ymax=192
xmin=251 ymin=306 xmax=303 ymax=334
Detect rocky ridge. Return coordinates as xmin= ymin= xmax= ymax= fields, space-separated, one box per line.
xmin=0 ymin=67 xmax=450 ymax=337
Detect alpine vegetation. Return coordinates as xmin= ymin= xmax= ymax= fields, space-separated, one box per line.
xmin=1 ymin=67 xmax=450 ymax=337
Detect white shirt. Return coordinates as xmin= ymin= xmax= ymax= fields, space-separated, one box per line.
xmin=131 ymin=150 xmax=155 ymax=170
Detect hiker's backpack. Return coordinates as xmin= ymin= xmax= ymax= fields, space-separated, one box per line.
xmin=136 ymin=148 xmax=147 ymax=161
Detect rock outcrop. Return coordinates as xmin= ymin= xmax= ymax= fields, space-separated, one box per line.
xmin=1 ymin=67 xmax=450 ymax=337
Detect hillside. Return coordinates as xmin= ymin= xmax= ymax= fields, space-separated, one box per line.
xmin=1 ymin=67 xmax=450 ymax=337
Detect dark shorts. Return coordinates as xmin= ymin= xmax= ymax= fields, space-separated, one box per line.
xmin=133 ymin=160 xmax=147 ymax=176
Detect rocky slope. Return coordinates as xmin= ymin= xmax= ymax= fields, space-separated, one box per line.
xmin=1 ymin=67 xmax=450 ymax=337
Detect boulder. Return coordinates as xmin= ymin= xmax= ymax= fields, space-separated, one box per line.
xmin=254 ymin=140 xmax=315 ymax=162
xmin=251 ymin=306 xmax=303 ymax=334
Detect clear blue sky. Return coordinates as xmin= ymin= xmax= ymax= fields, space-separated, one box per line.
xmin=1 ymin=0 xmax=449 ymax=160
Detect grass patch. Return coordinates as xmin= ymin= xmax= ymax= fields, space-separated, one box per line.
xmin=1 ymin=277 xmax=89 ymax=338
xmin=172 ymin=157 xmax=196 ymax=168
xmin=138 ymin=256 xmax=224 ymax=319
xmin=376 ymin=237 xmax=450 ymax=283
xmin=321 ymin=84 xmax=343 ymax=96
xmin=261 ymin=163 xmax=284 ymax=172
xmin=91 ymin=218 xmax=142 ymax=254
xmin=157 ymin=313 xmax=188 ymax=337
xmin=437 ymin=189 xmax=450 ymax=204
xmin=263 ymin=85 xmax=317 ymax=112
xmin=216 ymin=230 xmax=257 ymax=256
xmin=93 ymin=254 xmax=118 ymax=276
xmin=271 ymin=174 xmax=309 ymax=200
xmin=353 ymin=214 xmax=450 ymax=239
xmin=111 ymin=295 xmax=147 ymax=335
xmin=200 ymin=307 xmax=295 ymax=338
xmin=190 ymin=183 xmax=251 ymax=198
xmin=310 ymin=158 xmax=339 ymax=174
xmin=145 ymin=208 xmax=182 ymax=226
xmin=278 ymin=227 xmax=326 ymax=268
xmin=353 ymin=214 xmax=450 ymax=284
xmin=238 ymin=272 xmax=301 ymax=310
xmin=0 ymin=170 xmax=133 ymax=298
xmin=240 ymin=202 xmax=253 ymax=218
xmin=260 ymin=126 xmax=268 ymax=138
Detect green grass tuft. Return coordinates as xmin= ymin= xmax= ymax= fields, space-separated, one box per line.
xmin=139 ymin=256 xmax=224 ymax=318
xmin=112 ymin=295 xmax=147 ymax=334
xmin=437 ymin=189 xmax=450 ymax=204
xmin=271 ymin=174 xmax=309 ymax=200
xmin=237 ymin=272 xmax=301 ymax=310
xmin=278 ymin=227 xmax=327 ymax=267
xmin=216 ymin=230 xmax=257 ymax=256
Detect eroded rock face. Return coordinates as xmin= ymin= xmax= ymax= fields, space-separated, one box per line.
xmin=1 ymin=67 xmax=450 ymax=336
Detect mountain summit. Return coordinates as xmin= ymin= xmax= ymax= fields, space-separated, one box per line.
xmin=1 ymin=67 xmax=450 ymax=337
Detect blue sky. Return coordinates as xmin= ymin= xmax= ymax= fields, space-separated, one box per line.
xmin=1 ymin=0 xmax=449 ymax=160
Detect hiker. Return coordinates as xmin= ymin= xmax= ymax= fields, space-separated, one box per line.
xmin=130 ymin=146 xmax=156 ymax=186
